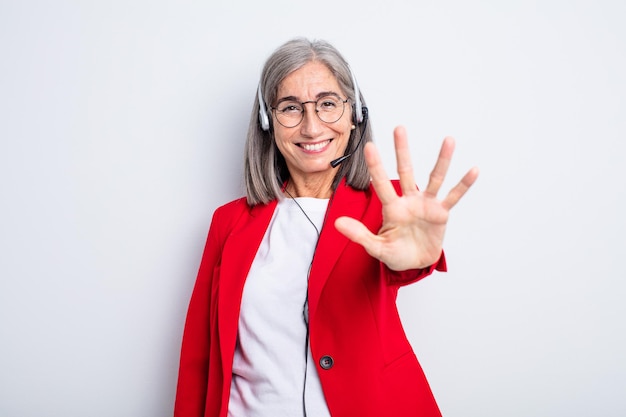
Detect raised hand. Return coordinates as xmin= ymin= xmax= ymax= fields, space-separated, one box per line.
xmin=334 ymin=126 xmax=479 ymax=271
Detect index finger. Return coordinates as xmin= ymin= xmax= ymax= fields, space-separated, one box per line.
xmin=363 ymin=141 xmax=399 ymax=205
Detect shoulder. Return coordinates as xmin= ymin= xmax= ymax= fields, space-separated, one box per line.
xmin=214 ymin=197 xmax=249 ymax=217
xmin=211 ymin=196 xmax=280 ymax=233
xmin=209 ymin=197 xmax=250 ymax=237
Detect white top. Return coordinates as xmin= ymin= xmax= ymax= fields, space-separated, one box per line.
xmin=228 ymin=197 xmax=331 ymax=417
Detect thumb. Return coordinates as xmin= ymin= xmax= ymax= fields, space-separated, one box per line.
xmin=335 ymin=216 xmax=379 ymax=254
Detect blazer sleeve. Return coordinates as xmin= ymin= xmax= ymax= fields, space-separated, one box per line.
xmin=383 ymin=250 xmax=447 ymax=286
xmin=174 ymin=200 xmax=246 ymax=416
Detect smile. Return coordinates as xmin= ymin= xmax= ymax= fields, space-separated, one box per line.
xmin=298 ymin=139 xmax=332 ymax=152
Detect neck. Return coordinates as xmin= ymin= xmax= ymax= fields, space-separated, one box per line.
xmin=285 ymin=175 xmax=334 ymax=199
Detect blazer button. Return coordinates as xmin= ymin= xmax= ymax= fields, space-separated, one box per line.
xmin=319 ymin=355 xmax=334 ymax=370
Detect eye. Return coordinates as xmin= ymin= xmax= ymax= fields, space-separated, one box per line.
xmin=278 ymin=102 xmax=302 ymax=114
xmin=318 ymin=97 xmax=339 ymax=111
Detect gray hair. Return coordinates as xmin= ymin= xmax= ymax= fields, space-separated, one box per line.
xmin=244 ymin=38 xmax=373 ymax=205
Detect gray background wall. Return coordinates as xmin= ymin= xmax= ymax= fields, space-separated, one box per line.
xmin=1 ymin=0 xmax=624 ymax=416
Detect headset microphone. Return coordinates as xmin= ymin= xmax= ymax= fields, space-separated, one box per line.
xmin=330 ymin=154 xmax=351 ymax=168
xmin=330 ymin=106 xmax=368 ymax=168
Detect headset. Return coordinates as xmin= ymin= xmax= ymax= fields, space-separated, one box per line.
xmin=257 ymin=66 xmax=368 ymax=169
xmin=257 ymin=65 xmax=366 ymax=131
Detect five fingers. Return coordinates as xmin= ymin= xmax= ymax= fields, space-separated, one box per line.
xmin=337 ymin=127 xmax=478 ymax=263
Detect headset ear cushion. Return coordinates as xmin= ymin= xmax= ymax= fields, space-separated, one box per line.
xmin=257 ymin=84 xmax=270 ymax=131
xmin=354 ymin=99 xmax=363 ymax=124
xmin=260 ymin=109 xmax=270 ymax=131
xmin=352 ymin=104 xmax=365 ymax=126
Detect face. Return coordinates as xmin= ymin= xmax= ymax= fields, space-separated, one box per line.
xmin=272 ymin=61 xmax=353 ymax=186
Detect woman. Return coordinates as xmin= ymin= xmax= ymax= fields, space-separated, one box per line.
xmin=175 ymin=38 xmax=478 ymax=417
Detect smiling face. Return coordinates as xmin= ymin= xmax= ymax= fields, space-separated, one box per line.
xmin=272 ymin=61 xmax=353 ymax=195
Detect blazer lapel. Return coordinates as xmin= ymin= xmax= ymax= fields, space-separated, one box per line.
xmin=217 ymin=200 xmax=277 ymax=371
xmin=307 ymin=181 xmax=370 ymax=320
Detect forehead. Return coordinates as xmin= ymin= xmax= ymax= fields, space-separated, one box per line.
xmin=277 ymin=61 xmax=344 ymax=99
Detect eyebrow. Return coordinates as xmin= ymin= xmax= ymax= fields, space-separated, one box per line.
xmin=276 ymin=91 xmax=342 ymax=104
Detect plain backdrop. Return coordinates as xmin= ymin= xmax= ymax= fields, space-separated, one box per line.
xmin=1 ymin=0 xmax=625 ymax=416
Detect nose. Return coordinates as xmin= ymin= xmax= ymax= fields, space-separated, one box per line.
xmin=299 ymin=102 xmax=323 ymax=137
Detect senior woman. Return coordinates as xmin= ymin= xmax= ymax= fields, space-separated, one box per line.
xmin=175 ymin=38 xmax=478 ymax=417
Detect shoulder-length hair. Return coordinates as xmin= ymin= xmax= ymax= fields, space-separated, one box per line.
xmin=244 ymin=38 xmax=373 ymax=205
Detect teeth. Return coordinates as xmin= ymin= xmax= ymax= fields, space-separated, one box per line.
xmin=301 ymin=140 xmax=330 ymax=151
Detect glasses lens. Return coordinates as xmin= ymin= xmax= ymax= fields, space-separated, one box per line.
xmin=275 ymin=101 xmax=303 ymax=128
xmin=316 ymin=96 xmax=345 ymax=123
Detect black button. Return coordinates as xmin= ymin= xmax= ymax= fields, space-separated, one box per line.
xmin=319 ymin=355 xmax=334 ymax=370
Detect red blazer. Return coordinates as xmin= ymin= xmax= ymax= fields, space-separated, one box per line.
xmin=175 ymin=180 xmax=446 ymax=417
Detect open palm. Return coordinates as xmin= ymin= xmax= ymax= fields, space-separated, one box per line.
xmin=335 ymin=126 xmax=479 ymax=271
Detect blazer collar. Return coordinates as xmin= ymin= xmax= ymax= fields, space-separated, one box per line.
xmin=307 ymin=180 xmax=370 ymax=320
xmin=216 ymin=179 xmax=371 ymax=367
xmin=217 ymin=199 xmax=278 ymax=369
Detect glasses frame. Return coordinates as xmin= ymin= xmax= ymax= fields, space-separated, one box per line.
xmin=271 ymin=96 xmax=350 ymax=128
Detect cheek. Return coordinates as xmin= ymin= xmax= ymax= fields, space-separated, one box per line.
xmin=336 ymin=119 xmax=354 ymax=141
xmin=272 ymin=129 xmax=292 ymax=155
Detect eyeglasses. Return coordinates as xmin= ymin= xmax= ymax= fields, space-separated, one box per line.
xmin=271 ymin=95 xmax=349 ymax=128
